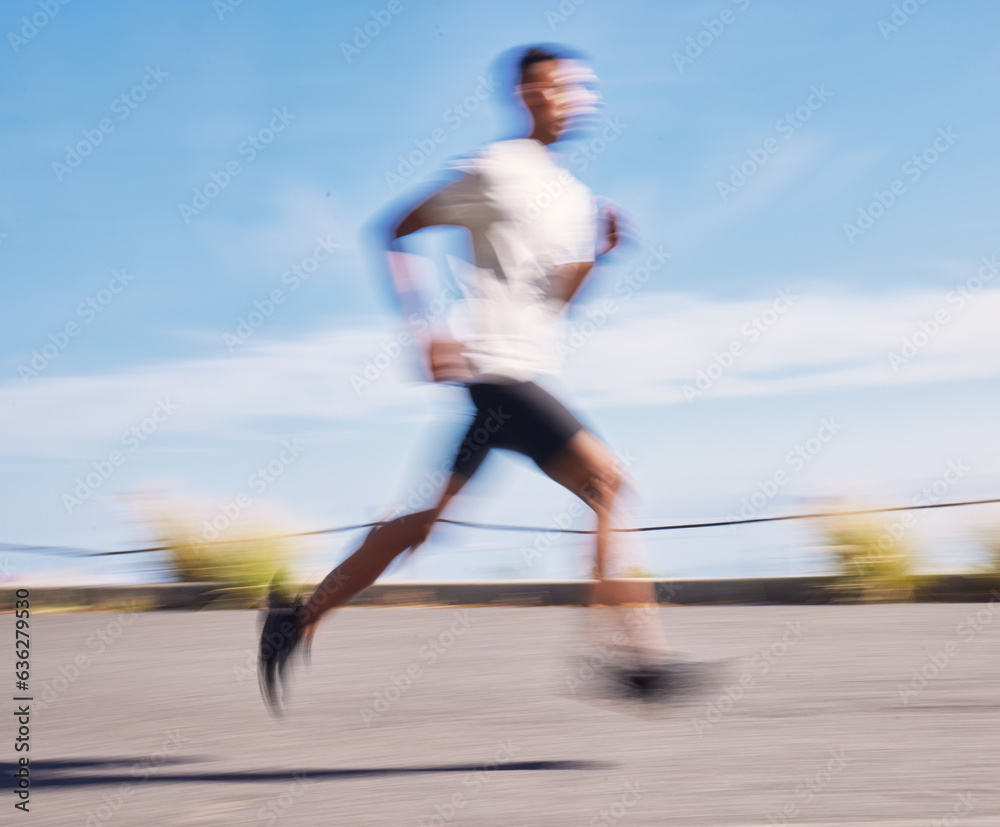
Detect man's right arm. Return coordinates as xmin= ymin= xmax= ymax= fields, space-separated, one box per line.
xmin=386 ymin=198 xmax=472 ymax=383
xmin=391 ymin=202 xmax=434 ymax=240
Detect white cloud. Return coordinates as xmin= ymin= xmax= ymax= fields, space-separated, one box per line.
xmin=563 ymin=284 xmax=1000 ymax=407
xmin=2 ymin=284 xmax=998 ymax=463
xmin=0 ymin=322 xmax=434 ymax=460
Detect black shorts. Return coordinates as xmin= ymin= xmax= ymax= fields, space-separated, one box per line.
xmin=450 ymin=380 xmax=584 ymax=479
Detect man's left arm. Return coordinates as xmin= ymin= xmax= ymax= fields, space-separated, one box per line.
xmin=553 ymin=201 xmax=623 ymax=306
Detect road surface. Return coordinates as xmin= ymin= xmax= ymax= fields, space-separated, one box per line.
xmin=7 ymin=604 xmax=1000 ymax=825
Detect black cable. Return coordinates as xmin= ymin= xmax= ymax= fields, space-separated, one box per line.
xmin=5 ymin=496 xmax=999 ymax=557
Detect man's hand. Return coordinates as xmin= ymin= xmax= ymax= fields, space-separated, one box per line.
xmin=550 ymin=201 xmax=634 ymax=307
xmin=426 ymin=337 xmax=473 ymax=383
xmin=596 ymin=200 xmax=634 ymax=259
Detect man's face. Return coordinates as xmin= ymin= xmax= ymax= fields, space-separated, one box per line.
xmin=520 ymin=58 xmax=602 ymax=138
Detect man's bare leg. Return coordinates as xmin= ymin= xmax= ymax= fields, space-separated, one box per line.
xmin=541 ymin=430 xmax=669 ymax=661
xmin=298 ymin=471 xmax=468 ymax=646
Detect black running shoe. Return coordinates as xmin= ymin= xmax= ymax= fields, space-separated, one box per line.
xmin=611 ymin=660 xmax=706 ymax=702
xmin=258 ymin=586 xmax=305 ymax=714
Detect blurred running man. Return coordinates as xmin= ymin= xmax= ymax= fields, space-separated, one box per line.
xmin=260 ymin=44 xmax=677 ymax=711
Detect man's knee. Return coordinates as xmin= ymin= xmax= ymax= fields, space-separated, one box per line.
xmin=580 ymin=462 xmax=621 ymax=508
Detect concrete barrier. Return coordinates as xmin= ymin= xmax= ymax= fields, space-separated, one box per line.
xmin=3 ymin=574 xmax=1000 ymax=611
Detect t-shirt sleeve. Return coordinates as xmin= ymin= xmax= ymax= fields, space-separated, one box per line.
xmin=552 ymin=194 xmax=598 ymax=266
xmin=574 ymin=197 xmax=599 ymax=264
xmin=420 ymin=157 xmax=487 ymax=228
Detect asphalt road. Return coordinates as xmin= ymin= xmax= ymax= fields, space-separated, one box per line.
xmin=7 ymin=604 xmax=1000 ymax=826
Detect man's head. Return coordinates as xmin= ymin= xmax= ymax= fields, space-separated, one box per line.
xmin=515 ymin=45 xmax=601 ymax=144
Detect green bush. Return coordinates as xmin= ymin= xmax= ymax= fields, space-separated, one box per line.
xmin=821 ymin=512 xmax=917 ymax=603
xmin=154 ymin=513 xmax=297 ymax=604
xmin=983 ymin=530 xmax=1000 ymax=575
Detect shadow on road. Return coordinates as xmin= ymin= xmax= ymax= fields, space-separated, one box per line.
xmin=11 ymin=758 xmax=614 ymax=787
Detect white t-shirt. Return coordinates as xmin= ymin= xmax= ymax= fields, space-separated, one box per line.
xmin=422 ymin=138 xmax=597 ymax=382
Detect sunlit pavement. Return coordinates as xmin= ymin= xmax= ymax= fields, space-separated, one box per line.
xmin=15 ymin=605 xmax=1000 ymax=826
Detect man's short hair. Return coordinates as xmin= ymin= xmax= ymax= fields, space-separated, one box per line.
xmin=517 ymin=44 xmax=584 ymax=86
xmin=487 ymin=44 xmax=589 ymax=117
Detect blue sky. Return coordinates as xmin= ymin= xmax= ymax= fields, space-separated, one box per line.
xmin=2 ymin=0 xmax=999 ymax=584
